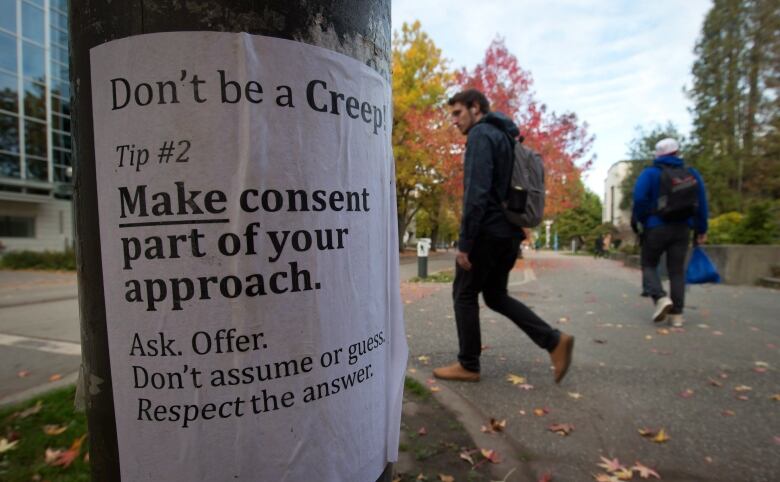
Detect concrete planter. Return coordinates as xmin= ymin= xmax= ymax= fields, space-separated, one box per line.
xmin=701 ymin=245 xmax=780 ymax=286
xmin=618 ymin=245 xmax=780 ymax=286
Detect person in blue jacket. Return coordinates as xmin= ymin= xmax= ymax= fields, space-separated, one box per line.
xmin=632 ymin=138 xmax=708 ymax=327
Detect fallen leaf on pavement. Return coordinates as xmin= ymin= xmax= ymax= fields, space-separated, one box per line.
xmin=597 ymin=456 xmax=625 ymax=473
xmin=0 ymin=438 xmax=19 ymax=453
xmin=481 ymin=448 xmax=501 ymax=464
xmin=518 ymin=384 xmax=534 ymax=390
xmin=48 ymin=374 xmax=62 ymax=382
xmin=656 ymin=328 xmax=670 ymax=335
xmin=408 ymin=368 xmax=417 ymax=374
xmin=533 ymin=408 xmax=550 ymax=417
xmin=632 ymin=461 xmax=661 ymax=479
xmin=736 ymin=395 xmax=749 ymax=401
xmin=43 ymin=425 xmax=68 ymax=435
xmin=712 ymin=331 xmax=723 ymax=336
xmin=652 ymin=429 xmax=670 ymax=443
xmin=707 ymin=378 xmax=723 ymax=387
xmin=430 ymin=386 xmax=440 ymax=393
xmin=17 ymin=370 xmax=30 ymax=378
xmin=771 ymin=394 xmax=780 ymax=401
xmin=722 ymin=410 xmax=735 ymax=416
xmin=734 ymin=385 xmax=752 ymax=392
xmin=614 ymin=468 xmax=633 ymax=480
xmin=558 ymin=317 xmax=569 ymax=324
xmin=593 ymin=474 xmax=619 ymax=482
xmin=439 ymin=474 xmax=454 ymax=482
xmin=506 ymin=374 xmax=527 ymax=385
xmin=568 ymin=392 xmax=583 ymax=400
xmin=548 ymin=423 xmax=574 ymax=436
xmin=638 ymin=427 xmax=670 ymax=442
xmin=489 ymin=418 xmax=507 ymax=432
xmin=460 ymin=450 xmax=475 ymax=465
xmin=417 ymin=356 xmax=430 ymax=364
xmin=679 ymin=389 xmax=694 ymax=398
xmin=645 ymin=335 xmax=653 ymax=340
xmin=705 ymin=456 xmax=714 ymax=463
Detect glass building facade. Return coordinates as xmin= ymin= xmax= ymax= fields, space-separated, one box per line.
xmin=0 ymin=0 xmax=73 ymax=251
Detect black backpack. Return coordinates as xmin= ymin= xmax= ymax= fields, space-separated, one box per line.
xmin=655 ymin=165 xmax=699 ymax=221
xmin=502 ymin=140 xmax=545 ymax=228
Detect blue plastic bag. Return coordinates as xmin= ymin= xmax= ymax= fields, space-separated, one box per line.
xmin=686 ymin=246 xmax=721 ymax=284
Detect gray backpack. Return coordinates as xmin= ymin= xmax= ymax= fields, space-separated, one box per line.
xmin=502 ymin=140 xmax=545 ymax=228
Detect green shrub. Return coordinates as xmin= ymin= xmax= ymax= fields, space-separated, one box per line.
xmin=0 ymin=248 xmax=76 ymax=270
xmin=736 ymin=202 xmax=778 ymax=244
xmin=708 ymin=212 xmax=744 ymax=244
xmin=708 ymin=203 xmax=779 ymax=245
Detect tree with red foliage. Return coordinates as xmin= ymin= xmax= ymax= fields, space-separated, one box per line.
xmin=457 ymin=38 xmax=595 ymax=217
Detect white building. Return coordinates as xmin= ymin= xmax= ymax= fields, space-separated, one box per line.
xmin=603 ymin=160 xmax=634 ymax=228
xmin=0 ymin=0 xmax=74 ymax=253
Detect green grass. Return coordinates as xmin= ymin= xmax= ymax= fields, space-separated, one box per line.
xmin=0 ymin=386 xmax=89 ymax=481
xmin=408 ymin=270 xmax=455 ymax=283
xmin=404 ymin=377 xmax=431 ymax=400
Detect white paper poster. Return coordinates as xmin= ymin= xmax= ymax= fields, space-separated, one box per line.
xmin=90 ymin=32 xmax=407 ymax=481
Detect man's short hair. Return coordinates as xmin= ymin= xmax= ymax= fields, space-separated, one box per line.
xmin=448 ymin=89 xmax=490 ymax=114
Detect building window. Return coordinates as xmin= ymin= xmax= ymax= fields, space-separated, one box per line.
xmin=0 ymin=215 xmax=36 ymax=237
xmin=0 ymin=112 xmax=19 ymax=153
xmin=0 ymin=1 xmax=17 ymax=33
xmin=0 ymin=32 xmax=17 ymax=73
xmin=0 ymin=152 xmax=20 ymax=178
xmin=0 ymin=71 xmax=18 ymax=113
xmin=21 ymin=2 xmax=45 ymax=44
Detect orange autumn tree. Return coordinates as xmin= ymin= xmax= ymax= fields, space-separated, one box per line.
xmin=392 ymin=21 xmax=457 ymax=250
xmin=457 ymin=38 xmax=595 ymax=217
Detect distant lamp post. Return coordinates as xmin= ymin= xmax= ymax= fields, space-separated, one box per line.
xmin=544 ymin=219 xmax=553 ymax=249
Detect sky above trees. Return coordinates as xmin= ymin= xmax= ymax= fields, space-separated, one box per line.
xmin=392 ymin=0 xmax=712 ymax=197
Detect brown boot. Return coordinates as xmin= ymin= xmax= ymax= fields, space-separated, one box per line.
xmin=550 ymin=333 xmax=574 ymax=383
xmin=433 ymin=362 xmax=480 ymax=382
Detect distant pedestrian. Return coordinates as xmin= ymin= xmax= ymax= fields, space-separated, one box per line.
xmin=432 ymin=89 xmax=574 ymax=384
xmin=593 ymin=234 xmax=605 ymax=258
xmin=632 ymin=138 xmax=708 ymax=327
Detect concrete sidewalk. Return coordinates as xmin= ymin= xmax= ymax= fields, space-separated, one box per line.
xmin=402 ymin=251 xmax=780 ymax=481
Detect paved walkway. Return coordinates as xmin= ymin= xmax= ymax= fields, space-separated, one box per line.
xmin=404 ymin=251 xmax=780 ymax=481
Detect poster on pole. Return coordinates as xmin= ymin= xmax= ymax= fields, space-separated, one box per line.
xmin=90 ymin=31 xmax=407 ymax=481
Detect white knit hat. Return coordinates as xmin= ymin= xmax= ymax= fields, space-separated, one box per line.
xmin=655 ymin=138 xmax=680 ymax=157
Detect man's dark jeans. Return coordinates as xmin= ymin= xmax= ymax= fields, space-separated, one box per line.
xmin=641 ymin=224 xmax=690 ymax=314
xmin=453 ymin=235 xmax=560 ymax=372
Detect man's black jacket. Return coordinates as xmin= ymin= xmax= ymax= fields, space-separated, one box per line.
xmin=458 ymin=112 xmax=524 ymax=253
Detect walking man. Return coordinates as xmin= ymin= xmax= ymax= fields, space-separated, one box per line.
xmin=432 ymin=89 xmax=574 ymax=384
xmin=632 ymin=138 xmax=708 ymax=327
